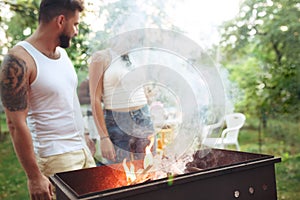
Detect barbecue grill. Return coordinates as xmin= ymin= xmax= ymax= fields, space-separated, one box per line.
xmin=50 ymin=149 xmax=281 ymax=200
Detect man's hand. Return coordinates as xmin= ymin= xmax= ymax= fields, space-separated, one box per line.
xmin=85 ymin=134 xmax=96 ymax=156
xmin=27 ymin=174 xmax=53 ymax=200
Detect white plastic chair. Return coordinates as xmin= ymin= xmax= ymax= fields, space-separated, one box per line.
xmin=202 ymin=113 xmax=246 ymax=150
xmin=201 ymin=119 xmax=224 ymax=139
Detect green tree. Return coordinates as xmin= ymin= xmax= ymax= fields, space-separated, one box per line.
xmin=220 ymin=0 xmax=300 ymax=125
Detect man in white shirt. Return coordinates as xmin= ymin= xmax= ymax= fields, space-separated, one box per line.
xmin=0 ymin=0 xmax=95 ymax=199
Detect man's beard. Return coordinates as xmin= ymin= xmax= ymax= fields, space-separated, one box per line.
xmin=59 ymin=34 xmax=71 ymax=48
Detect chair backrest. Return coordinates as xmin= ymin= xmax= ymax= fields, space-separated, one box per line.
xmin=223 ymin=113 xmax=246 ymax=141
xmin=225 ymin=113 xmax=246 ymax=129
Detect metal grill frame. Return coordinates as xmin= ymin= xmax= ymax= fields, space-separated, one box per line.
xmin=50 ymin=149 xmax=281 ymax=200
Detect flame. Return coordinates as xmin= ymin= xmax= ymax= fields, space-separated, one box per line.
xmin=122 ymin=159 xmax=136 ymax=184
xmin=143 ymin=136 xmax=154 ymax=169
xmin=123 ymin=136 xmax=155 ymax=185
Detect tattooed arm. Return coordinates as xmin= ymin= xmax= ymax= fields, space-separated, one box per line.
xmin=0 ymin=51 xmax=52 ymax=200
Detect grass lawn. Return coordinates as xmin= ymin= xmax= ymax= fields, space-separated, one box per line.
xmin=0 ymin=119 xmax=299 ymax=199
xmin=0 ymin=134 xmax=29 ymax=200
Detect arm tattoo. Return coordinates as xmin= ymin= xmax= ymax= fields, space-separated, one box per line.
xmin=0 ymin=54 xmax=28 ymax=111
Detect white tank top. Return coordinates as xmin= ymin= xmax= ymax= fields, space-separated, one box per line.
xmin=17 ymin=41 xmax=86 ymax=157
xmin=103 ymin=50 xmax=147 ymax=109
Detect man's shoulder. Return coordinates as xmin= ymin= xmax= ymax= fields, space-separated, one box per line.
xmin=3 ymin=43 xmax=36 ymax=75
xmin=7 ymin=44 xmax=31 ymax=60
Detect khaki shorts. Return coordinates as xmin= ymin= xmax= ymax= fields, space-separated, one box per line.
xmin=37 ymin=148 xmax=96 ymax=177
xmin=37 ymin=148 xmax=96 ymax=199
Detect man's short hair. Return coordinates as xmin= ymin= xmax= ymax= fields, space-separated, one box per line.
xmin=38 ymin=0 xmax=84 ymax=23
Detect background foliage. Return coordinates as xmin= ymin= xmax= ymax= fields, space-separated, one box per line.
xmin=220 ymin=0 xmax=300 ymax=125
